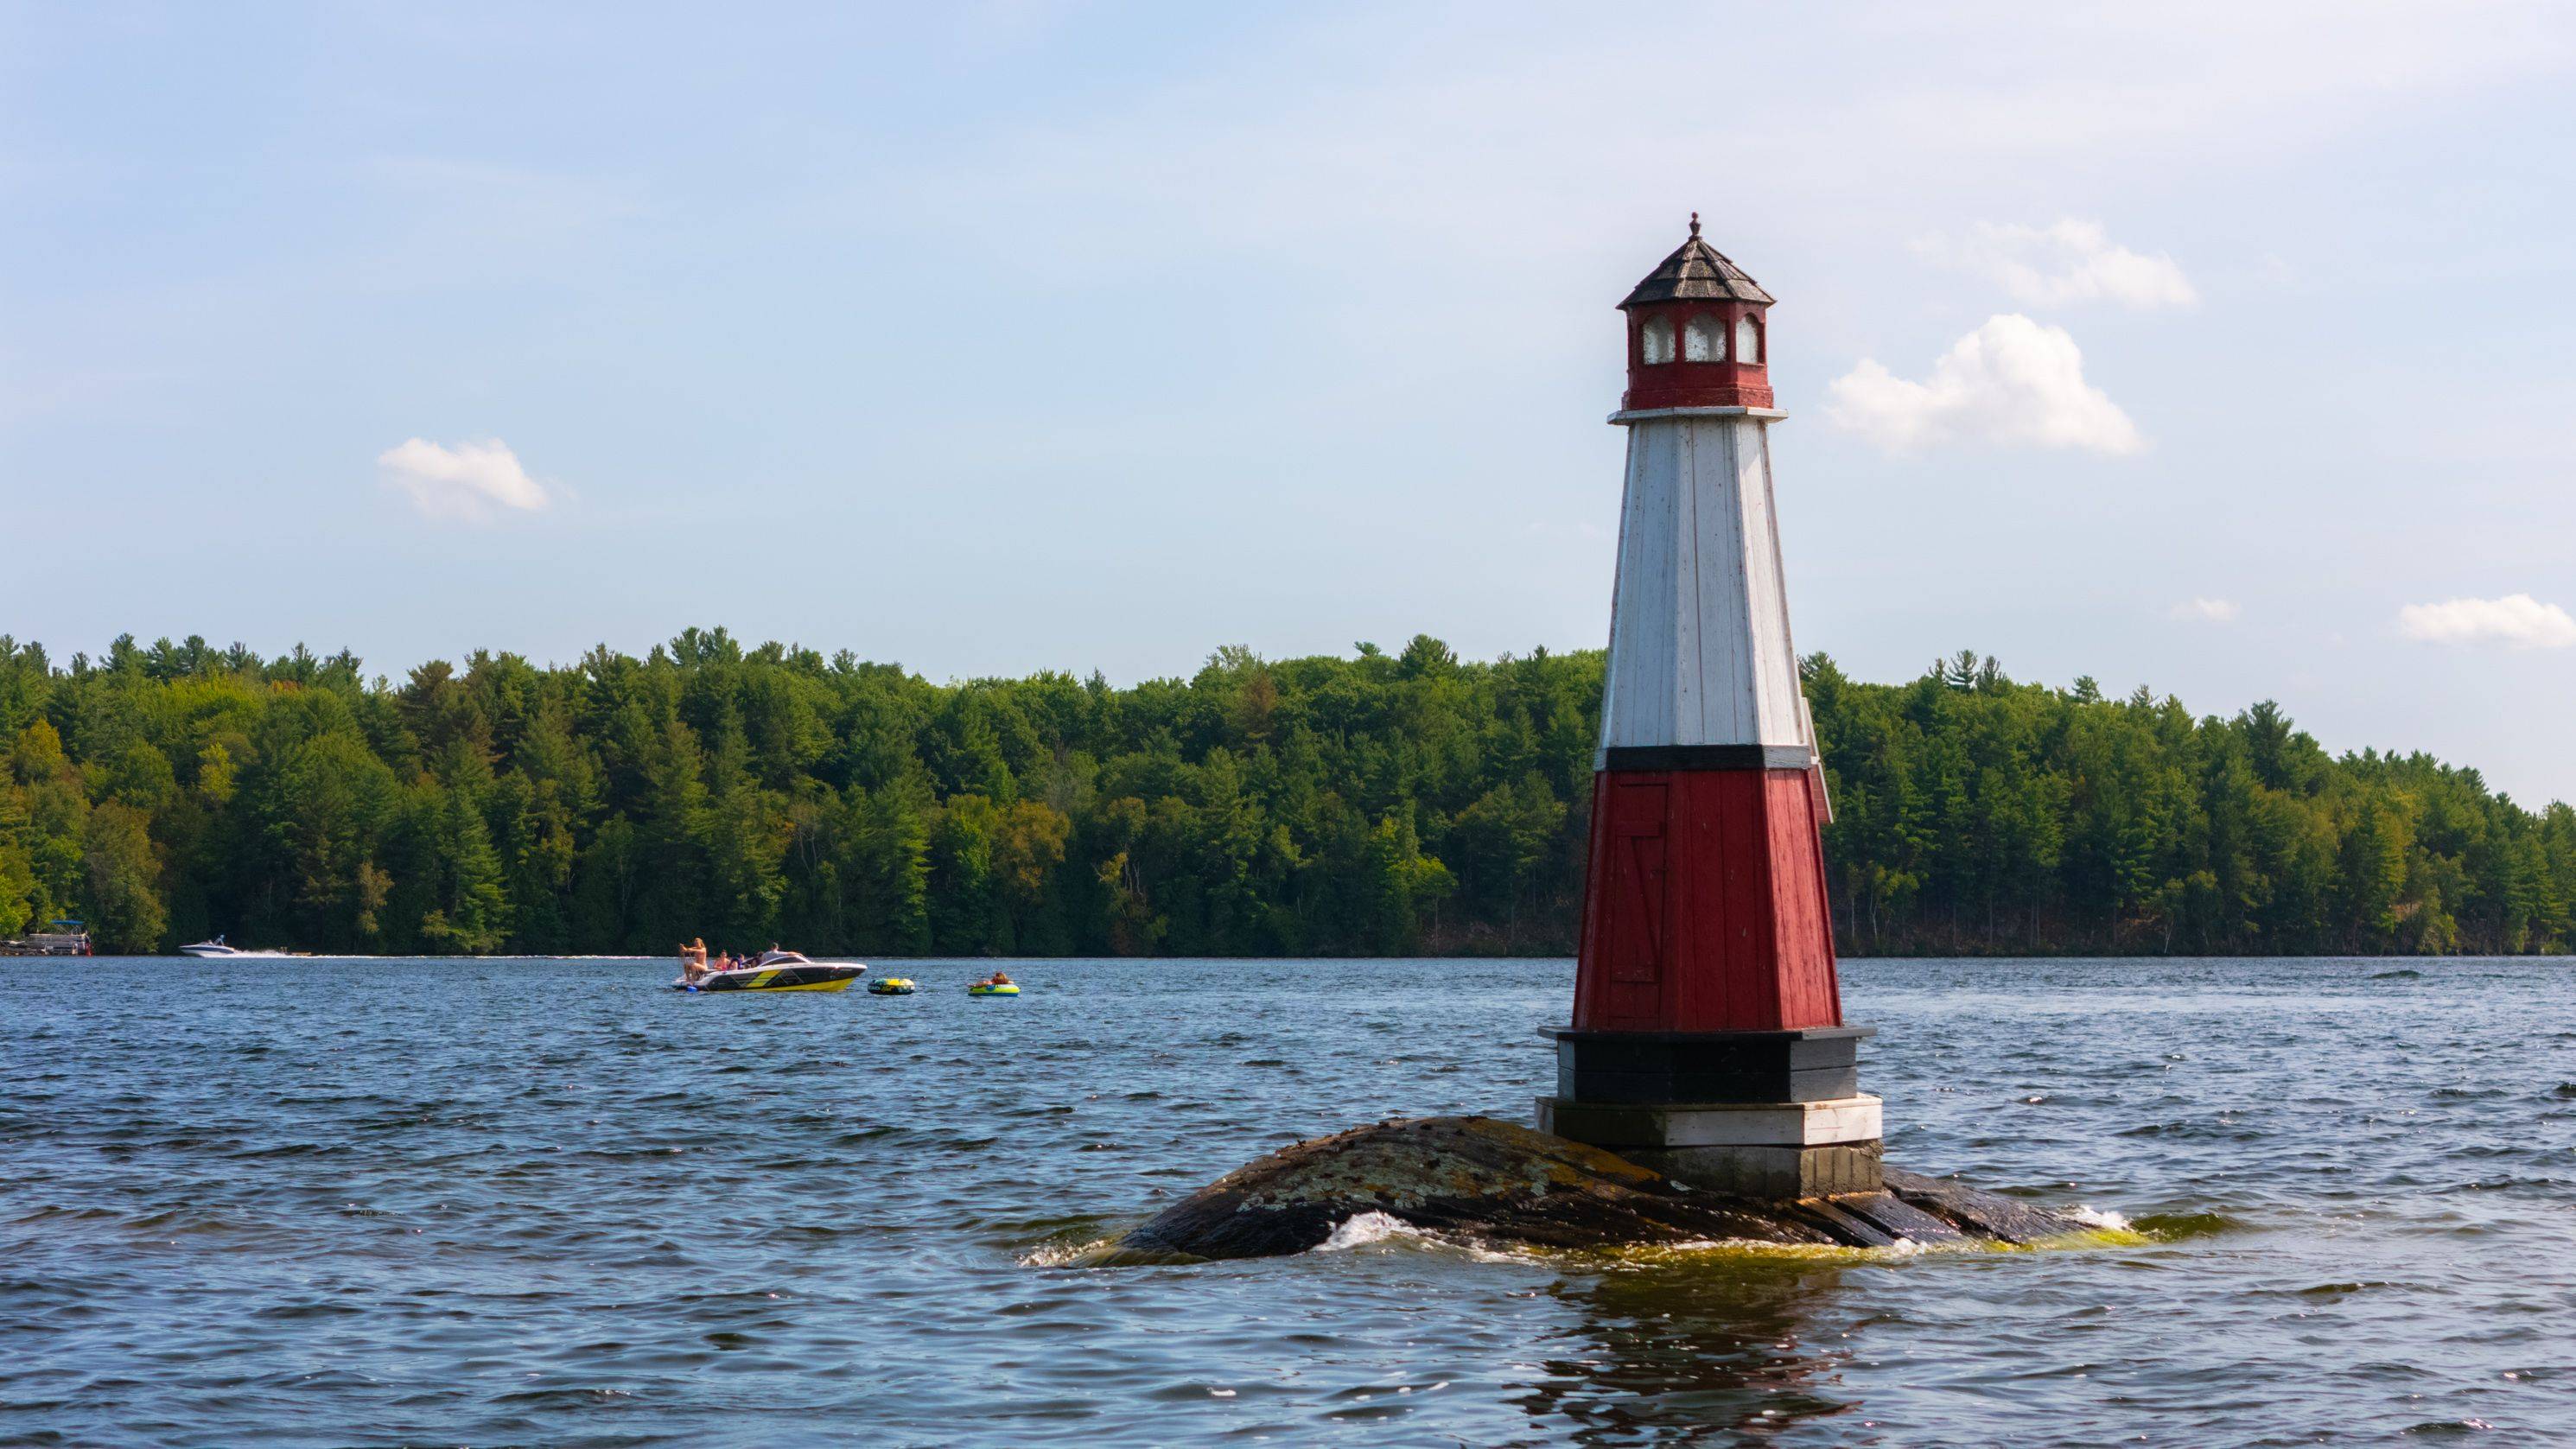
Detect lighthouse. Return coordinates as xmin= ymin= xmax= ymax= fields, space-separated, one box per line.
xmin=1536 ymin=217 xmax=1882 ymax=1198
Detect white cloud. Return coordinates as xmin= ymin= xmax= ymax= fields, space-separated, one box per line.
xmin=2396 ymin=594 xmax=2576 ymax=650
xmin=1823 ymin=315 xmax=2143 ymax=455
xmin=1917 ymin=219 xmax=2198 ymax=310
xmin=378 ymin=437 xmax=550 ymax=523
xmin=2171 ymin=597 xmax=2241 ymax=623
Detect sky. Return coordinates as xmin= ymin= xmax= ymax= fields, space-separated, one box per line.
xmin=3 ymin=2 xmax=2573 ymax=803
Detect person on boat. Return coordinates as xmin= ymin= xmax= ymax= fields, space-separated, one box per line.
xmin=679 ymin=937 xmax=710 ymax=982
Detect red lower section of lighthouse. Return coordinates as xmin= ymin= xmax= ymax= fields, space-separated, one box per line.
xmin=1573 ymin=766 xmax=1841 ymax=1033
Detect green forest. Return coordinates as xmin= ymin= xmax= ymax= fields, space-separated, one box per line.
xmin=2 ymin=631 xmax=2569 ymax=958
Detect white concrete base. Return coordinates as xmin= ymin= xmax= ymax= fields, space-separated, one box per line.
xmin=1536 ymin=1094 xmax=1880 ymax=1149
xmin=1620 ymin=1141 xmax=1884 ymax=1198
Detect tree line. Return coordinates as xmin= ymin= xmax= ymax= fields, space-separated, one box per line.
xmin=1 ymin=632 xmax=2566 ymax=957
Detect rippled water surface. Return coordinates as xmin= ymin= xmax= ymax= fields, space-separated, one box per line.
xmin=6 ymin=956 xmax=2573 ymax=1446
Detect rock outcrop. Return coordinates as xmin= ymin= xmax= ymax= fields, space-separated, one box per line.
xmin=1097 ymin=1115 xmax=2078 ymax=1263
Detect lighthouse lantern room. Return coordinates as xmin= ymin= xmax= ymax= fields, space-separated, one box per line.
xmin=1536 ymin=218 xmax=1883 ymax=1199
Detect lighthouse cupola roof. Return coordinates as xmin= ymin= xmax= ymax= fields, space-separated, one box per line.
xmin=1619 ymin=214 xmax=1775 ymax=309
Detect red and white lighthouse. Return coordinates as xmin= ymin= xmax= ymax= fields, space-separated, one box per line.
xmin=1537 ymin=217 xmax=1881 ymax=1198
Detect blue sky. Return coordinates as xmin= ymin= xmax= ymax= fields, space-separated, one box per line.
xmin=4 ymin=3 xmax=2573 ymax=802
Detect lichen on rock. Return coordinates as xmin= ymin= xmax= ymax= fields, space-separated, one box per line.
xmin=1091 ymin=1115 xmax=2084 ymax=1264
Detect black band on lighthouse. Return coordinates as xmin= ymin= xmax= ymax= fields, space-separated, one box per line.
xmin=1601 ymin=744 xmax=1814 ymax=772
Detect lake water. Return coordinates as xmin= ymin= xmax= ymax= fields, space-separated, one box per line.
xmin=4 ymin=956 xmax=2572 ymax=1446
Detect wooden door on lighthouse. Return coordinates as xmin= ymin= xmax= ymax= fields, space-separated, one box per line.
xmin=1600 ymin=781 xmax=1670 ymax=1024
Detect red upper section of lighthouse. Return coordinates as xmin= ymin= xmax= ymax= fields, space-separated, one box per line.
xmin=1620 ymin=215 xmax=1773 ymax=411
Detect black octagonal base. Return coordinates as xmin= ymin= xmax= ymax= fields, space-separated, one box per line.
xmin=1554 ymin=1026 xmax=1873 ymax=1105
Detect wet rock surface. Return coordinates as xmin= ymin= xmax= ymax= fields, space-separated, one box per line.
xmin=1103 ymin=1115 xmax=2083 ymax=1262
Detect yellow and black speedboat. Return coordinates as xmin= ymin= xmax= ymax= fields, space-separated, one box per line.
xmin=675 ymin=950 xmax=864 ymax=993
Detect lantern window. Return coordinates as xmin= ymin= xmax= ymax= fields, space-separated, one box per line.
xmin=1683 ymin=316 xmax=1723 ymax=363
xmin=1640 ymin=317 xmax=1675 ymax=365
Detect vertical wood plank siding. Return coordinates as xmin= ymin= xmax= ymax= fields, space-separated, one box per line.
xmin=1573 ymin=767 xmax=1841 ymax=1033
xmin=1574 ymin=404 xmax=1840 ymax=1035
xmin=1600 ymin=416 xmax=1807 ymax=759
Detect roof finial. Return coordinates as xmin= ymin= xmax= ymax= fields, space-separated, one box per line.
xmin=1689 ymin=211 xmax=1701 ymax=239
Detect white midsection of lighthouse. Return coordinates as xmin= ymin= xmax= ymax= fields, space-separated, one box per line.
xmin=1599 ymin=410 xmax=1810 ymax=759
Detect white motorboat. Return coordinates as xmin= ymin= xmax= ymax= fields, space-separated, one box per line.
xmin=177 ymin=936 xmax=298 ymax=959
xmin=672 ymin=948 xmax=864 ymax=993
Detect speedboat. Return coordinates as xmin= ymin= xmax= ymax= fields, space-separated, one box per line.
xmin=178 ymin=937 xmax=296 ymax=959
xmin=674 ymin=949 xmax=864 ymax=993
xmin=867 ymin=976 xmax=917 ymax=995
